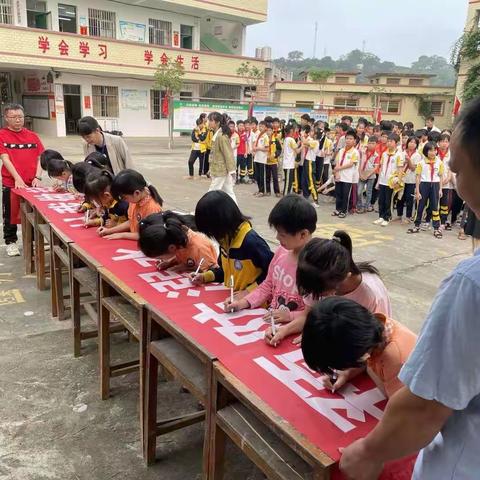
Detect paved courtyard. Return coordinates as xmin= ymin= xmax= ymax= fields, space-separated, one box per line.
xmin=0 ymin=136 xmax=471 ymax=480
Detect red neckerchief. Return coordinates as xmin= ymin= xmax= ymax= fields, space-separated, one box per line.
xmin=405 ymin=148 xmax=416 ymax=170
xmin=340 ymin=146 xmax=353 ymax=166
xmin=428 ymin=158 xmax=436 ymax=181
xmin=438 ymin=148 xmax=449 ymax=161
xmin=255 ymin=132 xmax=264 ymax=148
xmin=361 ymin=150 xmax=375 ymax=171
xmin=383 ymin=151 xmax=395 ymax=174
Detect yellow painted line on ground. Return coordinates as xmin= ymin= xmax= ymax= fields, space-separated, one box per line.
xmin=0 ymin=289 xmax=25 ymax=305
xmin=314 ymin=223 xmax=394 ymax=248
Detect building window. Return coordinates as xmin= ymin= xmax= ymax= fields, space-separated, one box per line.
xmin=380 ymin=99 xmax=401 ymax=114
xmin=92 ymin=86 xmax=118 ymax=117
xmin=150 ymin=90 xmax=168 ymax=119
xmin=180 ymin=91 xmax=193 ymax=100
xmin=386 ymin=77 xmax=401 ymax=85
xmin=421 ymin=100 xmax=445 ymax=116
xmin=149 ymin=19 xmax=171 ymax=46
xmin=335 ymin=76 xmax=349 ymax=84
xmin=27 ymin=0 xmax=49 ymax=29
xmin=58 ymin=4 xmax=76 ymax=33
xmin=88 ymin=8 xmax=116 ymax=39
xmin=296 ymin=101 xmax=314 ymax=109
xmin=334 ymin=97 xmax=359 ymax=108
xmin=180 ymin=24 xmax=193 ymax=49
xmin=409 ymin=78 xmax=423 ymax=86
xmin=0 ymin=0 xmax=13 ymax=24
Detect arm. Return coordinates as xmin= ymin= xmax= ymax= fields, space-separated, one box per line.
xmin=221 ymin=136 xmax=236 ymax=173
xmin=119 ymin=137 xmax=134 ymax=170
xmin=98 ymin=219 xmax=130 ymax=236
xmin=340 ymin=388 xmax=452 ymax=480
xmin=1 ymin=153 xmax=26 ymax=188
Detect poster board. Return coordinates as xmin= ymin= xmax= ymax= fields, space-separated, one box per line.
xmin=22 ymin=95 xmax=50 ymax=119
xmin=119 ymin=21 xmax=146 ymax=42
xmin=121 ymin=89 xmax=148 ymax=111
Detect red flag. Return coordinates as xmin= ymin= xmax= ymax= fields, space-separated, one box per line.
xmin=453 ymin=96 xmax=461 ymax=116
xmin=375 ymin=108 xmax=382 ymax=124
xmin=162 ymin=94 xmax=169 ymax=117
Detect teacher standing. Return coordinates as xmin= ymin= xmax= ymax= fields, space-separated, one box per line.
xmin=78 ymin=116 xmax=134 ymax=174
xmin=340 ymin=96 xmax=480 ymax=479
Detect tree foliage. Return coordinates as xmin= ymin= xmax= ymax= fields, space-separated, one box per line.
xmin=237 ymin=61 xmax=264 ymax=97
xmin=154 ymin=58 xmax=185 ymax=95
xmin=275 ymin=49 xmax=457 ymax=86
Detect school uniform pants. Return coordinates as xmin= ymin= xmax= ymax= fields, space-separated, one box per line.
xmin=315 ymin=156 xmax=325 ymax=188
xmin=396 ymin=183 xmax=416 ymax=219
xmin=378 ymin=184 xmax=394 ymax=221
xmin=283 ymin=168 xmax=294 ymax=196
xmin=188 ymin=150 xmax=205 ymax=177
xmin=209 ymin=174 xmax=237 ymax=204
xmin=370 ymin=174 xmax=380 ymax=205
xmin=293 ymin=164 xmax=303 ymax=194
xmin=357 ymin=178 xmax=375 ymax=210
xmin=266 ymin=164 xmax=280 ymax=194
xmin=255 ymin=163 xmax=267 ymax=194
xmin=335 ymin=181 xmax=352 ymax=214
xmin=302 ymin=160 xmax=318 ymax=201
xmin=237 ymin=154 xmax=248 ymax=179
xmin=2 ymin=187 xmax=17 ymax=244
xmin=440 ymin=188 xmax=453 ymax=225
xmin=247 ymin=154 xmax=254 ymax=178
xmin=200 ymin=150 xmax=210 ymax=176
xmin=451 ymin=190 xmax=464 ymax=225
xmin=414 ymin=182 xmax=440 ymax=229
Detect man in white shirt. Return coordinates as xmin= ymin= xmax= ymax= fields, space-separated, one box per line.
xmin=425 ymin=116 xmax=441 ymax=133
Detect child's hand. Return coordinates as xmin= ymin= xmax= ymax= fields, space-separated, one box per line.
xmin=292 ymin=333 xmax=302 ymax=345
xmin=84 ymin=219 xmax=98 ymax=228
xmin=97 ymin=226 xmax=110 ymax=237
xmin=104 ymin=219 xmax=116 ymax=228
xmin=264 ymin=325 xmax=287 ymax=347
xmin=415 ymin=191 xmax=422 ymax=201
xmin=104 ymin=233 xmax=125 ymax=240
xmin=77 ymin=204 xmax=87 ymax=213
xmin=224 ymin=298 xmax=249 ymax=313
xmin=223 ymin=290 xmax=248 ymax=305
xmin=262 ymin=308 xmax=290 ymax=324
xmin=190 ymin=273 xmax=205 ymax=285
xmin=321 ymin=370 xmax=349 ymax=393
xmin=439 ymin=190 xmax=443 ymax=199
xmin=53 ymin=185 xmax=67 ymax=193
xmin=156 ymin=259 xmax=176 ymax=271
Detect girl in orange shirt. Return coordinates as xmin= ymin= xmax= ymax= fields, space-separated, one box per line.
xmin=98 ymin=169 xmax=163 ymax=241
xmin=138 ymin=211 xmax=217 ymax=272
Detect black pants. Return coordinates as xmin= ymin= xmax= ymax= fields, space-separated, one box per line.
xmin=188 ymin=150 xmax=204 ymax=177
xmin=266 ymin=164 xmax=280 ymax=194
xmin=293 ymin=164 xmax=303 ymax=194
xmin=440 ymin=188 xmax=453 ymax=225
xmin=315 ymin=156 xmax=325 ymax=188
xmin=200 ymin=150 xmax=210 ymax=175
xmin=322 ymin=162 xmax=330 ymax=184
xmin=415 ymin=182 xmax=440 ymax=229
xmin=2 ymin=186 xmax=18 ymax=244
xmin=247 ymin=154 xmax=254 ymax=178
xmin=302 ymin=160 xmax=318 ymax=201
xmin=256 ymin=163 xmax=266 ymax=194
xmin=283 ymin=168 xmax=294 ymax=195
xmin=451 ymin=190 xmax=464 ymax=225
xmin=396 ymin=183 xmax=415 ymax=219
xmin=335 ymin=181 xmax=352 ymax=214
xmin=371 ymin=175 xmax=380 ymax=205
xmin=378 ymin=184 xmax=393 ymax=221
xmin=237 ymin=154 xmax=248 ymax=179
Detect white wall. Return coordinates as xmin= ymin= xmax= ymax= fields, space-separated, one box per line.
xmin=199 ymin=17 xmax=244 ymax=55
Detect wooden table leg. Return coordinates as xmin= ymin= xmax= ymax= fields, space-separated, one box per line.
xmin=100 ymin=279 xmax=111 ymax=400
xmin=71 ymin=257 xmax=81 ymax=357
xmin=35 ymin=227 xmax=46 ymax=291
xmin=49 ymin=231 xmax=58 ymax=318
xmin=53 ymin=248 xmax=66 ymax=321
xmin=24 ymin=216 xmax=34 ymax=275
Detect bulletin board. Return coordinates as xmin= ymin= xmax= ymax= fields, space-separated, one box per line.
xmin=22 ymin=95 xmax=50 ymax=119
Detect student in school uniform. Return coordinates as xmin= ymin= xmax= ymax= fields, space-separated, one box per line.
xmin=438 ymin=133 xmax=454 ymax=230
xmin=253 ymin=121 xmax=269 ymax=197
xmin=282 ymin=125 xmax=301 ymax=196
xmin=265 ymin=124 xmax=282 ymax=197
xmin=407 ymin=142 xmax=444 ymax=238
xmin=372 ymin=133 xmax=403 ymax=227
xmin=187 ymin=118 xmax=207 ymax=179
xmin=247 ymin=118 xmax=259 ymax=182
xmin=229 ymin=120 xmax=240 ymax=183
xmin=293 ymin=125 xmax=310 ymax=194
xmin=302 ymin=127 xmax=321 ymax=206
xmin=236 ymin=120 xmax=248 ymax=183
xmin=357 ymin=136 xmax=379 ymax=213
xmin=332 ymin=129 xmax=360 ymax=219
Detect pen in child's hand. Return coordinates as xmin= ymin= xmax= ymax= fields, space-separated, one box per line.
xmin=84 ymin=209 xmax=89 ymax=228
xmin=229 ymin=275 xmax=234 ymax=312
xmin=330 ymin=370 xmax=338 ymax=394
xmin=192 ymin=257 xmax=204 ymax=278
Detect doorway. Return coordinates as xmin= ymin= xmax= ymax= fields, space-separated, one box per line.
xmin=63 ymin=84 xmax=81 ymax=135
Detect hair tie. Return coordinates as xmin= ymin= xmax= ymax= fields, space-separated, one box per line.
xmin=332 ymin=236 xmax=341 ymax=243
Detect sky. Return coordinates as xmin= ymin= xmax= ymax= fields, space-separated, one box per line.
xmin=246 ymin=0 xmax=469 ymax=66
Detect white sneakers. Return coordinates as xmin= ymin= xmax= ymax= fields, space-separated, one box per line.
xmin=373 ymin=218 xmax=383 ymax=225
xmin=380 ymin=220 xmax=389 ymax=227
xmin=6 ymin=243 xmax=20 ymax=257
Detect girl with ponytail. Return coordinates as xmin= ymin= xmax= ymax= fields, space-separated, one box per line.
xmin=47 ymin=158 xmax=75 ymax=193
xmin=138 ymin=211 xmax=217 ymax=272
xmin=207 ymin=111 xmax=237 ymax=203
xmin=265 ymin=229 xmax=391 ymax=347
xmin=98 ymin=169 xmax=163 ymax=240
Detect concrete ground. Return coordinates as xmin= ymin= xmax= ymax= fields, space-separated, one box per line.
xmin=0 ymin=136 xmax=472 ymax=479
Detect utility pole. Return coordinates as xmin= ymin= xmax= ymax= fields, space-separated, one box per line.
xmin=313 ymin=21 xmax=318 ymax=58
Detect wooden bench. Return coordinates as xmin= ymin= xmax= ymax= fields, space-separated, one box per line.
xmin=208 ymin=362 xmax=335 ymax=480
xmin=143 ymin=306 xmax=216 ymax=478
xmin=50 ymin=224 xmax=74 ymax=320
xmin=34 ymin=209 xmax=52 ymax=292
xmin=19 ymin=197 xmax=35 ymax=275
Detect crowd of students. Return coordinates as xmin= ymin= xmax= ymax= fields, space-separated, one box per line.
xmin=187 ymin=112 xmax=472 ymax=241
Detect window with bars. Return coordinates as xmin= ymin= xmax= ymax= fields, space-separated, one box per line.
xmin=386 ymin=77 xmax=401 ymax=85
xmin=92 ymin=86 xmax=118 ymax=117
xmin=149 ymin=18 xmax=171 ymax=46
xmin=335 ymin=76 xmax=349 ymax=84
xmin=334 ymin=97 xmax=359 ymax=108
xmin=380 ymin=99 xmax=401 ymax=114
xmin=0 ymin=0 xmax=13 ymax=24
xmin=296 ymin=101 xmax=314 ymax=109
xmin=150 ymin=90 xmax=168 ymax=119
xmin=422 ymin=101 xmax=445 ymax=116
xmin=88 ymin=8 xmax=116 ymax=38
xmin=409 ymin=78 xmax=423 ymax=86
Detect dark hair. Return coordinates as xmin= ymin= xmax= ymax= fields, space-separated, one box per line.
xmin=285 ymin=124 xmax=294 ymax=136
xmin=40 ymin=149 xmax=64 ymax=171
xmin=341 ymin=115 xmax=353 ymax=123
xmin=387 ymin=133 xmax=400 ymax=144
xmin=427 ymin=131 xmax=441 ymax=143
xmin=423 ymin=142 xmax=437 ymax=158
xmin=4 ymin=103 xmax=24 ymax=115
xmin=84 ymin=151 xmax=111 ymax=170
xmin=313 ymin=127 xmax=323 ymax=140
xmin=72 ymin=162 xmax=94 ymax=194
xmin=250 ymin=118 xmax=258 ymax=126
xmin=301 ymin=297 xmax=384 ymax=373
xmin=302 ymin=125 xmax=311 ymax=135
xmin=196 ymin=118 xmax=203 ymax=127
xmin=301 ymin=114 xmax=310 ymax=121
xmin=339 ymin=122 xmax=349 ymax=133
xmin=380 ymin=120 xmax=393 ymax=132
xmin=110 ymin=169 xmax=163 ymax=206
xmin=236 ymin=120 xmax=245 ymax=126
xmin=47 ymin=158 xmax=73 ymax=178
xmin=455 ymin=96 xmax=480 ymax=163
xmin=195 ymin=190 xmax=250 ymax=241
xmin=407 ymin=136 xmax=420 ymax=148
xmin=84 ymin=170 xmax=114 ymax=200
xmin=208 ymin=111 xmax=230 ymax=136
xmin=426 ymin=116 xmax=435 ymax=122
xmin=404 ymin=122 xmax=414 ymax=131
xmin=345 ymin=128 xmax=357 ymax=141
xmin=138 ymin=211 xmax=195 ymax=258
xmin=415 ymin=129 xmax=428 ymax=138
xmin=268 ymin=194 xmax=317 ymax=235
xmin=368 ymin=135 xmax=378 ymax=143
xmin=78 ymin=116 xmax=101 ymax=136
xmin=439 ymin=133 xmax=451 ymax=142
xmin=272 ymin=117 xmax=280 ymax=123
xmin=297 ymin=230 xmax=379 ymax=299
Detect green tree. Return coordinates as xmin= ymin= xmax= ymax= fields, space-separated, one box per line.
xmin=154 ymin=58 xmax=185 ymax=149
xmin=309 ymin=69 xmax=334 ymax=106
xmin=287 ymin=50 xmax=304 ymax=61
xmin=236 ymin=61 xmax=264 ymax=101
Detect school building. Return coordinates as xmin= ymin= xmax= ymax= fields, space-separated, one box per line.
xmin=270 ymin=71 xmax=455 ymax=129
xmin=455 ymin=0 xmax=480 ymax=104
xmin=0 ymin=0 xmax=267 ymax=137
